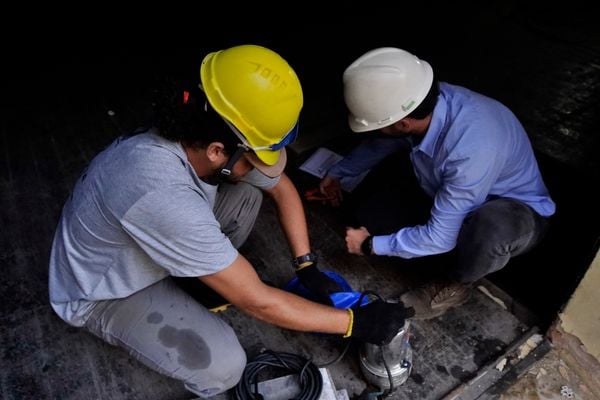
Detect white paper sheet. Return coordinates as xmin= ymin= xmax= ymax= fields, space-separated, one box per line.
xmin=299 ymin=147 xmax=369 ymax=192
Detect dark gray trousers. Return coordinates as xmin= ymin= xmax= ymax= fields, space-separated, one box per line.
xmin=452 ymin=198 xmax=549 ymax=282
xmin=357 ymin=194 xmax=549 ymax=284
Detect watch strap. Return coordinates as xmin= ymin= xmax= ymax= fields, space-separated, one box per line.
xmin=361 ymin=236 xmax=373 ymax=255
xmin=292 ymin=252 xmax=318 ymax=269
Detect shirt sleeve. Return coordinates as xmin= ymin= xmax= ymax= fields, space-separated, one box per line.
xmin=240 ymin=167 xmax=281 ymax=189
xmin=327 ymin=136 xmax=411 ymax=178
xmin=374 ymin=142 xmax=503 ymax=258
xmin=121 ymin=186 xmax=238 ymax=277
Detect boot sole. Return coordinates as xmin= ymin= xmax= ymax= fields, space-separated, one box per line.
xmin=405 ymin=291 xmax=472 ymax=320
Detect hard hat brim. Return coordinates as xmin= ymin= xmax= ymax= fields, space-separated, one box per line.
xmin=344 ymin=47 xmax=434 ymax=133
xmin=243 ymin=148 xmax=287 ymax=178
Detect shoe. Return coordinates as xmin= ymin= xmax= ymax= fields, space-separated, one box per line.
xmin=400 ymin=281 xmax=472 ymax=320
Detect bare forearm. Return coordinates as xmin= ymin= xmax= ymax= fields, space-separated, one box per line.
xmin=202 ymin=255 xmax=349 ymax=335
xmin=268 ymin=173 xmax=310 ymax=257
xmin=242 ymin=285 xmax=349 ymax=334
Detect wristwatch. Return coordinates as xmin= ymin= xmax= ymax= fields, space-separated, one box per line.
xmin=292 ymin=252 xmax=318 ymax=269
xmin=361 ymin=236 xmax=373 ymax=255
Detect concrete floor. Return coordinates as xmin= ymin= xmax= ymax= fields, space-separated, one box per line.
xmin=2 ymin=3 xmax=599 ymax=400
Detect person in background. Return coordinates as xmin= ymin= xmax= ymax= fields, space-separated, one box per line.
xmin=48 ymin=44 xmax=413 ymax=398
xmin=320 ymin=47 xmax=555 ymax=320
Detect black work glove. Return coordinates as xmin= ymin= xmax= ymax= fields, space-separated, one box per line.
xmin=349 ymin=300 xmax=415 ymax=345
xmin=295 ymin=261 xmax=344 ymax=306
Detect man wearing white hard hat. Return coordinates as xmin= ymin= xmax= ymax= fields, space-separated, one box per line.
xmin=320 ymin=47 xmax=555 ymax=319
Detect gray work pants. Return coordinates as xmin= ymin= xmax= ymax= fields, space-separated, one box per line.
xmin=84 ymin=182 xmax=263 ymax=398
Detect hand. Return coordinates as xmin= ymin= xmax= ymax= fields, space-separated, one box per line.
xmin=319 ymin=176 xmax=343 ymax=207
xmin=350 ymin=300 xmax=415 ymax=345
xmin=296 ymin=264 xmax=344 ymax=306
xmin=345 ymin=226 xmax=371 ymax=255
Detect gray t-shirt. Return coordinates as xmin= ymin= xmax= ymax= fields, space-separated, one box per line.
xmin=49 ymin=131 xmax=278 ymax=326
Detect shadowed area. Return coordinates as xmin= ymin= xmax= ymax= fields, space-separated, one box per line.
xmin=2 ymin=4 xmax=599 ymax=399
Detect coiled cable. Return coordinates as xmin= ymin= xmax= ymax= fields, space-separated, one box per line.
xmin=233 ymin=350 xmax=323 ymax=400
xmin=233 ymin=290 xmax=399 ymax=399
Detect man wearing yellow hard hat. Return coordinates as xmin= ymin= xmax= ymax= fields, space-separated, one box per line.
xmin=48 ymin=44 xmax=414 ymax=397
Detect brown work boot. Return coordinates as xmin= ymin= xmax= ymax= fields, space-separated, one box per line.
xmin=400 ymin=281 xmax=472 ymax=320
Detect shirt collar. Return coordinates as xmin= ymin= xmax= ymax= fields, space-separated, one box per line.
xmin=414 ymin=93 xmax=448 ymax=158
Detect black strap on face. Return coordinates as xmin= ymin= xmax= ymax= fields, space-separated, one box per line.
xmin=219 ymin=143 xmax=249 ymax=178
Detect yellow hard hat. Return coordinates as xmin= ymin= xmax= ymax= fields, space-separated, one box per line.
xmin=200 ymin=44 xmax=303 ymax=166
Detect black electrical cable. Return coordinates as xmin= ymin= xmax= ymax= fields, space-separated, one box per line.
xmin=315 ymin=339 xmax=352 ymax=368
xmin=233 ymin=350 xmax=323 ymax=400
xmin=234 ymin=290 xmax=399 ymax=399
xmin=355 ymin=290 xmax=396 ymax=398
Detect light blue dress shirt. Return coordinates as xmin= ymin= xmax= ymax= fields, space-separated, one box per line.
xmin=327 ymin=83 xmax=555 ymax=258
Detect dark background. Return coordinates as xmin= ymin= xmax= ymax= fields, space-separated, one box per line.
xmin=5 ymin=2 xmax=599 ymax=328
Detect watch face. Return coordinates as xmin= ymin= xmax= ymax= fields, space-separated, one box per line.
xmin=293 ymin=252 xmax=317 ymax=268
xmin=361 ymin=236 xmax=372 ymax=255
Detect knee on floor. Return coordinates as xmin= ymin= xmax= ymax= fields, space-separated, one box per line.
xmin=184 ymin=345 xmax=247 ymax=397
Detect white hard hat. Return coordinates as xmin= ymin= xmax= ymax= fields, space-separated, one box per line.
xmin=343 ymin=47 xmax=433 ymax=132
